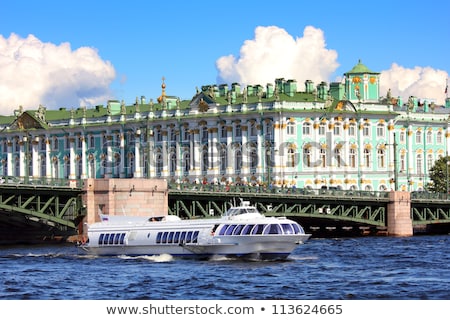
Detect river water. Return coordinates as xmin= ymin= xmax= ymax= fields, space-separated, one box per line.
xmin=1 ymin=235 xmax=449 ymax=300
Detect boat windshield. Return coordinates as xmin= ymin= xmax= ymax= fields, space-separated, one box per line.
xmin=225 ymin=207 xmax=259 ymax=216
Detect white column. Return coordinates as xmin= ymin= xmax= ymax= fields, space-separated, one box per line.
xmin=7 ymin=140 xmax=13 ymax=176
xmin=81 ymin=135 xmax=87 ymax=179
xmin=407 ymin=124 xmax=413 ymax=187
xmin=32 ymin=137 xmax=39 ymax=178
xmin=226 ymin=125 xmax=234 ymax=176
xmin=358 ymin=118 xmax=365 ymax=189
xmin=45 ymin=137 xmax=52 ymax=179
xmin=19 ymin=137 xmax=26 ymax=178
xmin=105 ymin=134 xmax=112 ymax=178
xmin=69 ymin=137 xmax=76 ymax=179
xmin=133 ymin=129 xmax=142 ymax=178
xmin=241 ymin=124 xmax=249 ymax=178
xmin=193 ymin=129 xmax=201 ymax=177
xmin=119 ymin=133 xmax=125 ymax=178
xmin=161 ymin=129 xmax=168 ymax=178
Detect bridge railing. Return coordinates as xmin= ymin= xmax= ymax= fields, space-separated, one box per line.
xmin=0 ymin=176 xmax=84 ymax=188
xmin=410 ymin=191 xmax=449 ymax=201
xmin=168 ymin=182 xmax=390 ymax=199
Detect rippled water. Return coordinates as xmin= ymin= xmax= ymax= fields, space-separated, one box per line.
xmin=1 ymin=235 xmax=449 ymax=300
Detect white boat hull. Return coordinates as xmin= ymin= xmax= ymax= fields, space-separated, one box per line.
xmin=80 ymin=202 xmax=311 ymax=260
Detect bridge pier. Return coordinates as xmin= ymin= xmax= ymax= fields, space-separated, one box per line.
xmin=81 ymin=178 xmax=168 ymax=235
xmin=387 ymin=191 xmax=413 ymax=236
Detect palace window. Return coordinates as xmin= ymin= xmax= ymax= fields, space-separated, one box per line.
xmin=184 ymin=152 xmax=190 ymax=173
xmin=249 ymin=143 xmax=257 ymax=172
xmin=170 ymin=151 xmax=176 ymax=176
xmin=377 ymin=148 xmax=386 ymax=168
xmin=320 ymin=148 xmax=327 ymax=168
xmin=415 ymin=131 xmax=422 ymax=144
xmin=363 ymin=123 xmax=370 ymax=137
xmin=287 ymin=147 xmax=296 ymax=168
xmin=364 ymin=148 xmax=371 ymax=168
xmin=427 ymin=154 xmax=433 ymax=171
xmin=156 ymin=129 xmax=162 ymax=142
xmin=349 ymin=123 xmax=356 ymax=136
xmin=400 ymin=153 xmax=406 ymax=172
xmin=202 ymin=148 xmax=208 ymax=172
xmin=221 ymin=125 xmax=227 ymax=139
xmin=399 ymin=131 xmax=406 ymax=143
xmin=333 ymin=123 xmax=341 ymax=136
xmin=249 ymin=122 xmax=258 ymax=137
xmin=426 ymin=131 xmax=433 ymax=144
xmin=377 ymin=124 xmax=385 ymax=138
xmin=264 ymin=122 xmax=272 ymax=139
xmin=334 ymin=147 xmax=342 ymax=168
xmin=319 ymin=123 xmax=326 ymax=136
xmin=287 ymin=120 xmax=296 ymax=136
xmin=170 ymin=129 xmax=177 ymax=142
xmin=303 ymin=146 xmax=311 ymax=168
xmin=302 ymin=122 xmax=311 ymax=136
xmin=183 ymin=128 xmax=191 ymax=141
xmin=220 ymin=146 xmax=227 ymax=172
xmin=436 ymin=131 xmax=442 ymax=144
xmin=349 ymin=148 xmax=356 ymax=168
xmin=202 ymin=127 xmax=208 ymax=143
xmin=235 ymin=149 xmax=242 ymax=172
xmin=235 ymin=124 xmax=242 ymax=138
xmin=416 ymin=154 xmax=423 ymax=175
xmin=89 ymin=135 xmax=95 ymax=148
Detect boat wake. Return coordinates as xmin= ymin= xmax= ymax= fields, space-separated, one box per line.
xmin=118 ymin=253 xmax=174 ymax=262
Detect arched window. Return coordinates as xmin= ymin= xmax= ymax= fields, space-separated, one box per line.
xmin=220 ymin=145 xmax=227 ymax=173
xmin=349 ymin=147 xmax=356 ymax=168
xmin=377 ymin=148 xmax=386 ymax=168
xmin=320 ymin=147 xmax=327 ymax=168
xmin=170 ymin=151 xmax=176 ymax=176
xmin=303 ymin=145 xmax=311 ymax=167
xmin=364 ymin=148 xmax=371 ymax=168
xmin=287 ymin=147 xmax=296 ymax=168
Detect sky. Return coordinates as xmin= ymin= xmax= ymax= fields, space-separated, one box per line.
xmin=0 ymin=0 xmax=449 ymax=116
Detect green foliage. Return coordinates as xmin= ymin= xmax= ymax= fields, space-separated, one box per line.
xmin=427 ymin=156 xmax=450 ymax=193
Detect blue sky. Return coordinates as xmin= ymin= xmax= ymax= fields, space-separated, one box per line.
xmin=0 ymin=0 xmax=449 ymax=115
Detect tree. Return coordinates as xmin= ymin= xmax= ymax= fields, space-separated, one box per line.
xmin=427 ymin=156 xmax=450 ymax=193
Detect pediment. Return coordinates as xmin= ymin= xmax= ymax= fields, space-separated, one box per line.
xmin=189 ymin=92 xmax=215 ymax=112
xmin=9 ymin=111 xmax=48 ymax=130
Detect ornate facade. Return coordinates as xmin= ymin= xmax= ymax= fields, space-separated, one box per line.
xmin=1 ymin=61 xmax=450 ymax=192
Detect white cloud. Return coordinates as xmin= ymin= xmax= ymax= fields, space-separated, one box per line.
xmin=216 ymin=25 xmax=339 ymax=89
xmin=0 ymin=33 xmax=115 ymax=115
xmin=380 ymin=63 xmax=448 ymax=105
xmin=216 ymin=26 xmax=448 ymax=106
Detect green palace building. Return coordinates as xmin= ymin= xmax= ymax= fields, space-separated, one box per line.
xmin=1 ymin=60 xmax=450 ymax=192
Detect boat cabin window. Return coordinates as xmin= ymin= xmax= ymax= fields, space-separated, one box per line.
xmin=241 ymin=224 xmax=254 ymax=235
xmin=225 ymin=225 xmax=237 ymax=235
xmin=292 ymin=223 xmax=302 ymax=234
xmin=264 ymin=224 xmax=282 ymax=234
xmin=98 ymin=232 xmax=126 ymax=245
xmin=251 ymin=224 xmax=266 ymax=235
xmin=233 ymin=224 xmax=244 ymax=235
xmin=215 ymin=222 xmax=303 ymax=236
xmin=168 ymin=232 xmax=174 ymax=243
xmin=281 ymin=224 xmax=294 ymax=234
xmin=155 ymin=230 xmax=200 ymax=244
xmin=225 ymin=207 xmax=259 ymax=217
